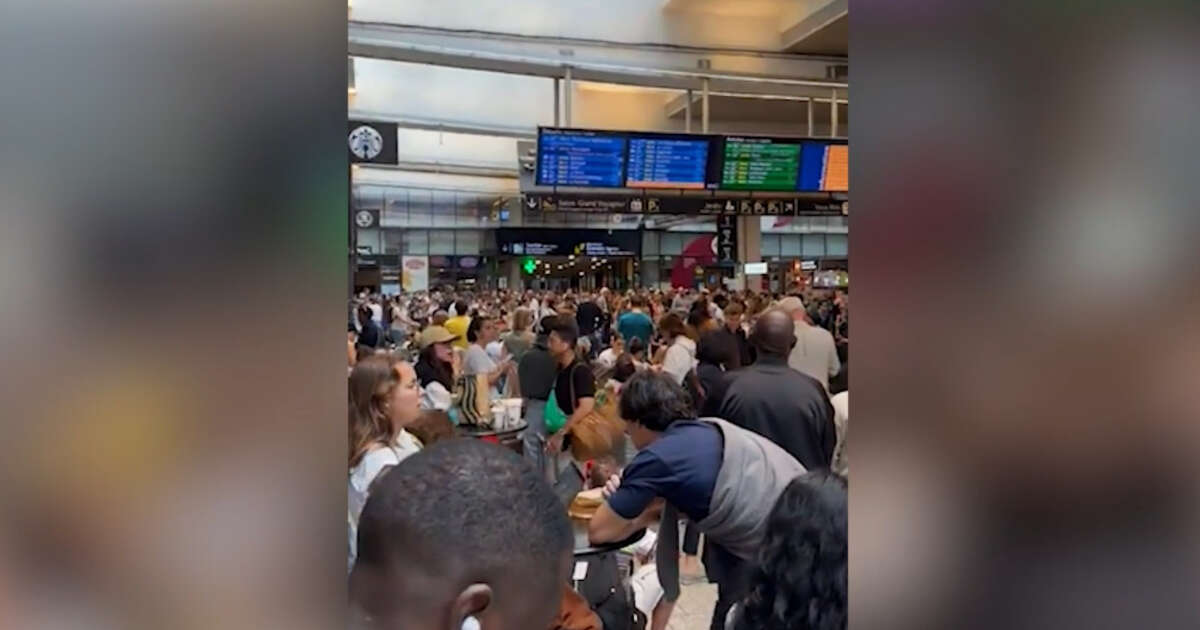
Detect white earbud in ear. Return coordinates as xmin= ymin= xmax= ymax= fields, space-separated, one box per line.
xmin=461 ymin=616 xmax=480 ymax=630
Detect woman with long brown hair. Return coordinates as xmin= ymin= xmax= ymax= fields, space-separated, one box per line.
xmin=348 ymin=353 xmax=422 ymax=568
xmin=658 ymin=312 xmax=697 ymax=387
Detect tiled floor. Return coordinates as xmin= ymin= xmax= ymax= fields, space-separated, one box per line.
xmin=664 ymin=581 xmax=718 ymax=630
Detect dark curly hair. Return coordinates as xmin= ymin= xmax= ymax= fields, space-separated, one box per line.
xmin=733 ymin=470 xmax=847 ymax=630
xmin=618 ymin=370 xmax=695 ymax=432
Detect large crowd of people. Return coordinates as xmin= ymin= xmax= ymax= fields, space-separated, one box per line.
xmin=347 ymin=284 xmax=849 ymax=630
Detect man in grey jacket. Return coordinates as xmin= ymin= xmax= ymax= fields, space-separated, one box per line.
xmin=779 ymin=296 xmax=840 ymax=392
xmin=588 ymin=370 xmax=805 ymax=630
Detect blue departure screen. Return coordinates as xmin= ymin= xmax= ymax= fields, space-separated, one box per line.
xmin=797 ymin=141 xmax=828 ymax=192
xmin=537 ymin=130 xmax=626 ymax=187
xmin=625 ymin=136 xmax=710 ymax=189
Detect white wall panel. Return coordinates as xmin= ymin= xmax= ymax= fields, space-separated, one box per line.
xmin=394 ymin=129 xmax=519 ymax=168
xmin=351 ymin=0 xmax=785 ymax=50
xmin=353 ymin=59 xmax=555 ymax=130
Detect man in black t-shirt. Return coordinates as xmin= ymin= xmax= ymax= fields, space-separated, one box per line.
xmin=714 ymin=302 xmax=754 ymax=369
xmin=544 ymin=318 xmax=596 ymax=456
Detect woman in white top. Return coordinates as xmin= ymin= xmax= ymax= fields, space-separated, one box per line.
xmin=462 ymin=315 xmax=511 ymax=400
xmin=658 ymin=312 xmax=697 ymax=386
xmin=348 ymin=353 xmax=423 ymax=569
xmin=596 ymin=335 xmax=625 ymax=370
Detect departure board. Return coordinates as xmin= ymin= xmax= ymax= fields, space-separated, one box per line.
xmin=536 ymin=129 xmax=626 ymax=187
xmin=534 ymin=127 xmax=848 ymax=193
xmin=720 ymin=137 xmax=803 ymax=191
xmin=821 ymin=144 xmax=849 ymax=191
xmin=626 ymin=135 xmax=710 ymax=189
xmin=797 ymin=141 xmax=849 ymax=192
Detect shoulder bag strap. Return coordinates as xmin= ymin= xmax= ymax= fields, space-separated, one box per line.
xmin=567 ymin=362 xmax=578 ymax=416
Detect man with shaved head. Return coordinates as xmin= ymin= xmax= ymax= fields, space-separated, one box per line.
xmin=712 ymin=308 xmax=836 ymax=472
xmin=350 ymin=439 xmax=572 ymax=630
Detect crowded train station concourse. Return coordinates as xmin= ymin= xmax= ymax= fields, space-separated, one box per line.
xmin=347 ymin=1 xmax=848 ymax=629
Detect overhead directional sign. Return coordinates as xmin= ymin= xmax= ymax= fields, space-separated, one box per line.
xmin=497 ymin=228 xmax=639 ymax=257
xmin=716 ymin=214 xmax=738 ymax=266
xmin=522 ymin=194 xmax=846 ymax=216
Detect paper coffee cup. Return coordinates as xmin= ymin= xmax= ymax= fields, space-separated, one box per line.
xmin=503 ymin=398 xmax=523 ymax=425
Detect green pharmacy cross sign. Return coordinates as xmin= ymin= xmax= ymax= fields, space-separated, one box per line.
xmin=522 ymin=257 xmax=537 ymax=274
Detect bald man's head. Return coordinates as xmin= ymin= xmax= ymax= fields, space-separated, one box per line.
xmin=750 ymin=309 xmax=797 ymax=357
xmin=351 ymin=439 xmax=572 ymax=630
xmin=777 ymin=296 xmax=805 ymax=320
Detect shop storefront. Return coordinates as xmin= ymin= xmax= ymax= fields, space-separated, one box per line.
xmin=428 ymin=255 xmax=497 ymax=290
xmin=759 ymin=257 xmax=849 ymax=294
xmin=497 ymin=228 xmax=640 ymax=291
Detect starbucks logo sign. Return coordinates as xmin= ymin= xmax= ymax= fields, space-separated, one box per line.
xmin=348 ymin=125 xmax=383 ymax=160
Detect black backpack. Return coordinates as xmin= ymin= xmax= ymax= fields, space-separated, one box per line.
xmin=575 ymin=554 xmax=646 ymax=630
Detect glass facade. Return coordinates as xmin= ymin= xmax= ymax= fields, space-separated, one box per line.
xmin=354 ymin=185 xmax=509 ymax=230
xmin=358 ymin=229 xmax=489 ymax=256
xmin=354 ymin=183 xmax=847 ymax=290
xmin=636 ymin=229 xmax=849 ymax=289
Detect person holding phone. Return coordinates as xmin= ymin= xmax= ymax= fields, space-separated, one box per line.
xmin=463 ymin=315 xmax=512 ymax=400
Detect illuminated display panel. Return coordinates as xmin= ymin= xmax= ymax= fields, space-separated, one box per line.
xmin=536 ymin=129 xmax=626 ymax=187
xmin=721 ymin=137 xmax=802 ymax=191
xmin=626 ymin=135 xmax=711 ymax=189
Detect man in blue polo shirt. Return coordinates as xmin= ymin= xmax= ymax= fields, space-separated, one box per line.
xmin=588 ymin=371 xmax=805 ymax=630
xmin=604 ymin=417 xmax=720 ymax=527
